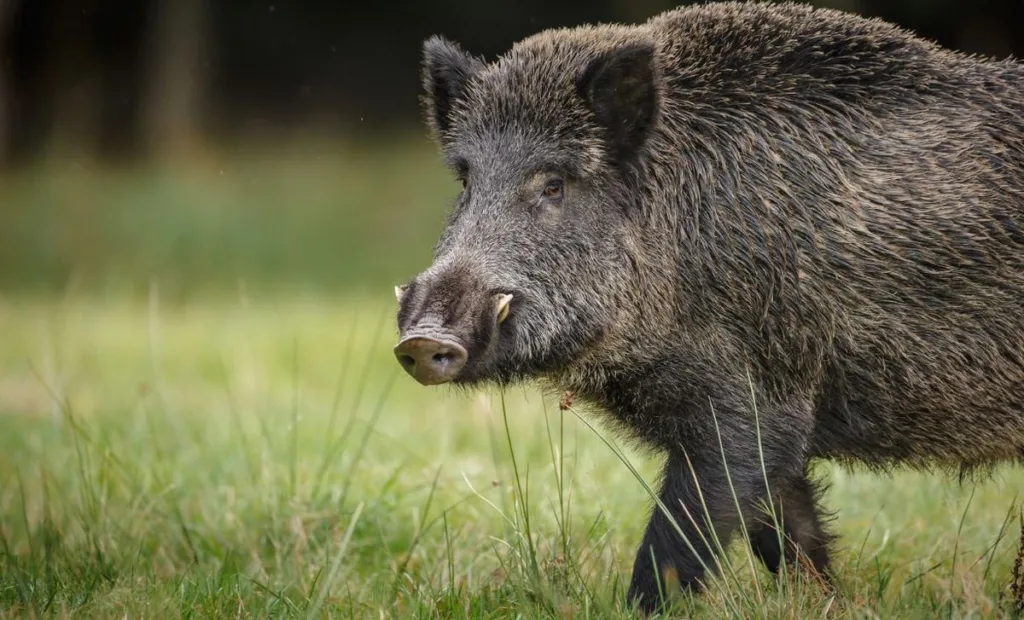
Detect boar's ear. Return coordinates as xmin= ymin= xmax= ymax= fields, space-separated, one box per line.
xmin=421 ymin=35 xmax=486 ymax=140
xmin=576 ymin=42 xmax=659 ymax=166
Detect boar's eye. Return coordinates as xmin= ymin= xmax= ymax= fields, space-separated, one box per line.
xmin=453 ymin=159 xmax=470 ymax=190
xmin=542 ymin=179 xmax=564 ymax=202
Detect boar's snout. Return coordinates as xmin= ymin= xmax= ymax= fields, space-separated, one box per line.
xmin=394 ymin=336 xmax=468 ymax=386
xmin=393 ymin=266 xmax=516 ymax=386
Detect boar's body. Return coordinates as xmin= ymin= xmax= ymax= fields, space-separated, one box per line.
xmin=395 ymin=0 xmax=1024 ymax=612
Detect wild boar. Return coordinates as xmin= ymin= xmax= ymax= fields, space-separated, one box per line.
xmin=393 ymin=1 xmax=1024 ymax=612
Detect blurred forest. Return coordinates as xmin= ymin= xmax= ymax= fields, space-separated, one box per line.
xmin=0 ymin=0 xmax=1021 ymax=295
xmin=2 ymin=0 xmax=1022 ymax=167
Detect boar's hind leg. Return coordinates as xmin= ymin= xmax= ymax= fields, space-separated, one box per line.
xmin=625 ymin=399 xmax=814 ymax=614
xmin=747 ymin=466 xmax=835 ymax=583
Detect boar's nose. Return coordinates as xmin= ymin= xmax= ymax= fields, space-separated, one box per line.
xmin=393 ymin=336 xmax=468 ymax=386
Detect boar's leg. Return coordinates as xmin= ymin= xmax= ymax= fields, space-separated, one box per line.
xmin=747 ymin=466 xmax=835 ymax=582
xmin=625 ymin=400 xmax=814 ymax=614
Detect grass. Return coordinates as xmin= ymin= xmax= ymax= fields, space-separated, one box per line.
xmin=1 ymin=289 xmax=1023 ymax=619
xmin=0 ymin=136 xmax=455 ymax=296
xmin=1 ymin=142 xmax=1022 ymax=616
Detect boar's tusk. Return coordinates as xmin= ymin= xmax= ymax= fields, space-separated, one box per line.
xmin=496 ymin=293 xmax=513 ymax=324
xmin=395 ymin=285 xmax=408 ymax=303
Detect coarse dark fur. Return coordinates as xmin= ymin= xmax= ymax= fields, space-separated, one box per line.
xmin=395 ymin=0 xmax=1024 ymax=613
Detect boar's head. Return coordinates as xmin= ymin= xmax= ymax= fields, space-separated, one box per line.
xmin=394 ymin=32 xmax=661 ymax=388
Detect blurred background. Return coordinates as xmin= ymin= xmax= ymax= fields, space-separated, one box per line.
xmin=1 ymin=5 xmax=1023 ymax=615
xmin=1 ymin=0 xmax=1022 ymax=299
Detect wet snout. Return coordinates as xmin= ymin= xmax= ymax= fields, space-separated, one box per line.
xmin=393 ymin=336 xmax=468 ymax=385
xmin=393 ymin=267 xmax=514 ymax=386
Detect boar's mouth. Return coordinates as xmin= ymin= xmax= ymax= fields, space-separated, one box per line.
xmin=394 ymin=283 xmax=516 ymax=386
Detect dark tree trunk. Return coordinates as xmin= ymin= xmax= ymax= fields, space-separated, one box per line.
xmin=142 ymin=0 xmax=209 ymax=163
xmin=41 ymin=0 xmax=102 ymax=161
xmin=0 ymin=0 xmax=15 ymax=167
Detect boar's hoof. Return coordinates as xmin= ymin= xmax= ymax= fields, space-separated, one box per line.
xmin=394 ymin=336 xmax=468 ymax=385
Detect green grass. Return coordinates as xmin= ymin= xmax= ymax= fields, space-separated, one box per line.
xmin=0 ymin=137 xmax=456 ymax=296
xmin=1 ymin=291 xmax=1022 ymax=618
xmin=1 ymin=141 xmax=1022 ymax=616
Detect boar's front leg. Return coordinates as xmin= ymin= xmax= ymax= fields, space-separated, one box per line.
xmin=747 ymin=466 xmax=835 ymax=582
xmin=625 ymin=398 xmax=815 ymax=614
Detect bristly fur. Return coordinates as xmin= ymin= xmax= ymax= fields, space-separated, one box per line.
xmin=398 ymin=1 xmax=1024 ymax=613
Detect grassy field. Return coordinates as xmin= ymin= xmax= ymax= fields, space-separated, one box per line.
xmin=0 ymin=138 xmax=455 ymax=296
xmin=0 ymin=144 xmax=1023 ymax=617
xmin=1 ymin=291 xmax=1022 ymax=619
